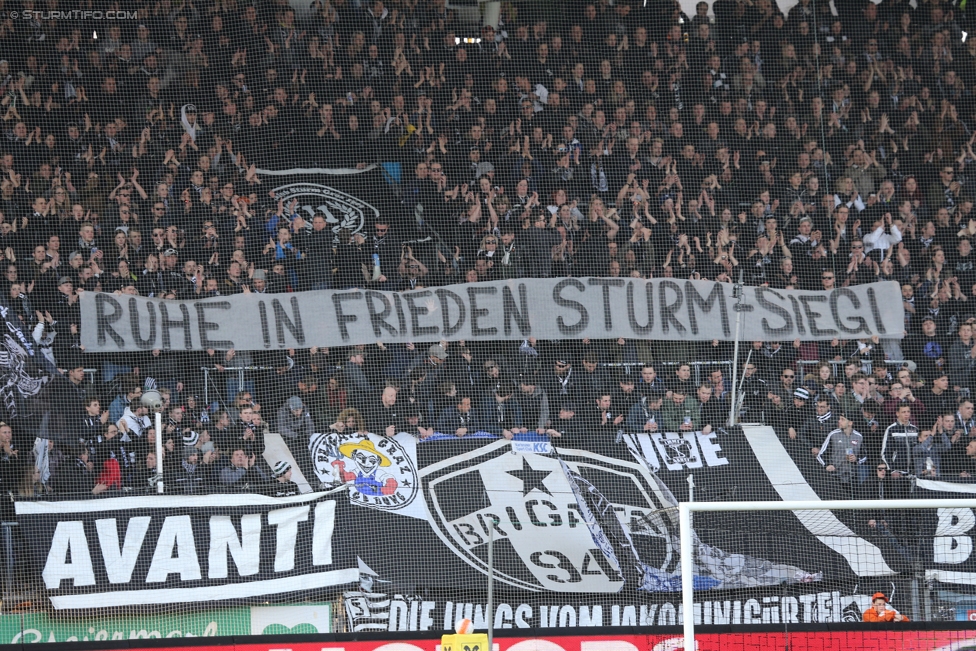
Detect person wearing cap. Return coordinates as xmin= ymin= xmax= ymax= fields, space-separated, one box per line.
xmin=778 ymin=386 xmax=812 ymax=432
xmin=181 ymin=427 xmax=200 ymax=448
xmin=276 ymin=395 xmax=315 ymax=476
xmin=131 ymin=23 xmax=157 ymax=62
xmin=903 ymin=316 xmax=946 ymax=383
xmin=246 ymin=268 xmax=270 ymax=294
xmin=786 ymin=396 xmax=834 ymax=471
xmin=52 ymin=274 xmax=81 ymax=329
xmin=862 ymin=592 xmax=908 ymax=622
xmin=267 ymin=460 xmax=300 ymax=497
xmin=405 ymin=343 xmax=448 ymax=394
xmin=542 ymin=356 xmax=580 ymax=411
xmin=156 ymin=246 xmax=185 ymax=292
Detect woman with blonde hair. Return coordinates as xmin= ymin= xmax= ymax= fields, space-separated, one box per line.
xmin=804 ymin=361 xmax=837 ymax=399
xmin=330 ymin=407 xmax=367 ymax=434
xmin=18 ymin=464 xmax=45 ymax=497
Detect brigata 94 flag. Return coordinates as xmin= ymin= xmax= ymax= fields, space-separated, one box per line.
xmin=80 ymin=279 xmax=905 ymax=352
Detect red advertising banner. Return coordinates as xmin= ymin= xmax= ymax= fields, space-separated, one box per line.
xmin=126 ymin=630 xmax=976 ymax=651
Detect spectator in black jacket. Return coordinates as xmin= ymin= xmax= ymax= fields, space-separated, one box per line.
xmin=267 ymin=460 xmax=300 ymax=497
xmin=174 ymin=447 xmax=208 ymax=494
xmin=479 ymin=380 xmax=523 ymax=439
xmin=881 ymin=404 xmax=920 ymax=478
xmin=53 ymin=445 xmax=109 ymax=495
xmin=858 ymin=463 xmax=913 ymax=571
xmin=218 ymin=446 xmax=265 ymax=491
xmin=277 ymin=395 xmax=316 ymax=477
xmin=694 ymin=384 xmax=727 ymax=432
xmin=921 ymin=372 xmax=956 ymax=417
xmin=436 ymin=394 xmax=479 ymax=437
xmin=790 ymin=398 xmax=837 ymax=471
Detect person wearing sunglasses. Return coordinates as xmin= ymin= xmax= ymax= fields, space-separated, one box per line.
xmin=767 ymin=365 xmax=798 ymax=413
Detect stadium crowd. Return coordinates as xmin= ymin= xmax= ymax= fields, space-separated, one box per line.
xmin=0 ymin=0 xmax=975 ymax=499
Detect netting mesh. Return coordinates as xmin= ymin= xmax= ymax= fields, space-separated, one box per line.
xmin=0 ymin=0 xmax=975 ymax=643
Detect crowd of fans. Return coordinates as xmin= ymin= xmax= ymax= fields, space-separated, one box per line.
xmin=0 ymin=0 xmax=976 ymax=501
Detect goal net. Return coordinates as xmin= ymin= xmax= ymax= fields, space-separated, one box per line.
xmin=680 ymin=496 xmax=976 ymax=651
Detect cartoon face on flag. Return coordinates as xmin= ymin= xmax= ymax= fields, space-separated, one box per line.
xmin=309 ymin=431 xmax=424 ymax=517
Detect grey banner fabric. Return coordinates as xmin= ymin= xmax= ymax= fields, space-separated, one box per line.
xmin=80 ymin=279 xmax=905 ymax=352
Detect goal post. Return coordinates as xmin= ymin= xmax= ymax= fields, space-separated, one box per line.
xmin=679 ymin=498 xmax=976 ymax=651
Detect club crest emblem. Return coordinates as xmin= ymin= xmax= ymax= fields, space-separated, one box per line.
xmin=271 ymin=182 xmax=377 ymax=235
xmin=309 ymin=432 xmax=418 ymax=512
xmin=420 ymin=441 xmax=678 ymax=593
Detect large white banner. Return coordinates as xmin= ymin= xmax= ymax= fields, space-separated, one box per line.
xmin=80 ymin=278 xmax=904 ymax=352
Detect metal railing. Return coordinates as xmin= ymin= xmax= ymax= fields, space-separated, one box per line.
xmin=197 ymin=360 xmax=736 ymax=406
xmin=201 ymin=365 xmax=277 ymax=407
xmin=796 ymin=359 xmax=909 ymax=381
xmin=602 ymin=360 xmax=733 ymax=386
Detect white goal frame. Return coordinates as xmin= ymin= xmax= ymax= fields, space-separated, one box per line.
xmin=679 ymin=498 xmax=976 ymax=650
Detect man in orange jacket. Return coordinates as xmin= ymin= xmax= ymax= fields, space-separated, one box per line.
xmin=862 ymin=592 xmax=909 ymax=622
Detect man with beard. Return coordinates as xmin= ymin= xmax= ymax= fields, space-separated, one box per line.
xmin=625 ymin=389 xmax=665 ymax=433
